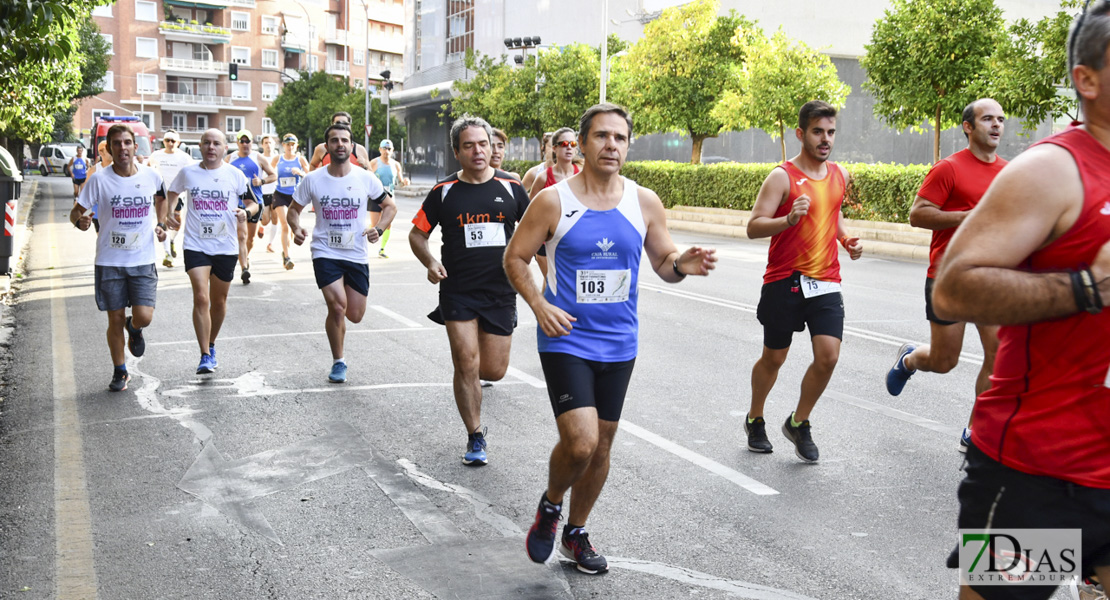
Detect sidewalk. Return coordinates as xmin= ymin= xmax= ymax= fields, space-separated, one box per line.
xmin=1 ymin=176 xmax=39 ymax=298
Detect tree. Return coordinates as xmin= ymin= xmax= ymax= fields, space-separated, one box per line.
xmin=49 ymin=19 xmax=113 ymax=143
xmin=610 ymin=0 xmax=754 ymax=163
xmin=861 ymin=0 xmax=1004 ymax=163
xmin=266 ymin=70 xmax=403 ymax=151
xmin=535 ymin=43 xmax=603 ymax=134
xmin=713 ymin=28 xmax=850 ymax=161
xmin=449 ymin=50 xmax=542 ymax=141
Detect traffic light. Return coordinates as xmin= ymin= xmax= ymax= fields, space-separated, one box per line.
xmin=229 ymin=63 xmax=238 ymax=80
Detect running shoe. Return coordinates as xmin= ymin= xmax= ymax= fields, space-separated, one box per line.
xmin=283 ymin=255 xmax=294 ymax=270
xmin=1072 ymin=578 xmax=1108 ymax=600
xmin=257 ymin=225 xmax=265 ymax=239
xmin=480 ymin=380 xmax=493 ymax=388
xmin=463 ymin=429 xmax=488 ymax=465
xmin=209 ymin=344 xmax=217 ymax=369
xmin=162 ymin=253 xmax=173 ymax=268
xmin=125 ymin=316 xmax=145 ymax=358
xmin=782 ymin=415 xmax=819 ymax=463
xmin=241 ymin=266 xmax=251 ymax=285
xmin=526 ymin=494 xmax=563 ymax=563
xmin=378 ymin=249 xmax=389 ymax=259
xmin=170 ymin=242 xmax=177 ymax=258
xmin=959 ymin=427 xmax=972 ymax=453
xmin=561 ymin=530 xmax=609 ymax=574
xmin=885 ymin=343 xmax=916 ymax=396
xmin=196 ymin=353 xmax=216 ymax=374
xmin=329 ymin=361 xmax=348 ymax=383
xmin=108 ymin=367 xmax=130 ymax=392
xmin=745 ymin=414 xmax=773 ymax=453
xmin=266 ymin=244 xmax=274 ymax=253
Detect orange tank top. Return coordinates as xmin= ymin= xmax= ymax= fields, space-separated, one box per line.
xmin=762 ymin=161 xmax=846 ymax=285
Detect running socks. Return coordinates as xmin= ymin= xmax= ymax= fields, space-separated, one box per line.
xmin=334 ymin=357 xmax=345 ymax=365
xmin=380 ymin=228 xmax=391 ymax=250
xmin=790 ymin=412 xmax=803 ymax=428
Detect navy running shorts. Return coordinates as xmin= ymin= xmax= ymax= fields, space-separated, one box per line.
xmin=313 ymin=257 xmax=370 ymax=296
xmin=184 ymin=249 xmax=237 ymax=283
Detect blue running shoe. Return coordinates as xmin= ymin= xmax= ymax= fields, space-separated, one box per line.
xmin=959 ymin=427 xmax=972 ymax=453
xmin=526 ymin=494 xmax=562 ymax=563
xmin=561 ymin=530 xmax=609 ymax=574
xmin=196 ymin=353 xmax=216 ymax=374
xmin=329 ymin=361 xmax=348 ymax=383
xmin=462 ymin=428 xmax=487 ymax=466
xmin=885 ymin=343 xmax=916 ymax=396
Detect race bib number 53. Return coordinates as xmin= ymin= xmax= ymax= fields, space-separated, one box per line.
xmin=464 ymin=222 xmax=506 ymax=248
xmin=576 ymin=269 xmax=631 ymax=304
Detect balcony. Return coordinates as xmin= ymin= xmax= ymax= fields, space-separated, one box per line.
xmin=282 ymin=32 xmax=310 ymax=53
xmin=160 ymin=57 xmax=228 ymax=78
xmin=164 ymin=0 xmax=231 ymax=8
xmin=325 ymin=29 xmax=348 ymax=45
xmin=325 ymin=60 xmax=350 ymax=76
xmin=228 ymin=0 xmax=255 ymax=7
xmin=368 ymin=4 xmax=404 ymax=26
xmin=159 ymin=20 xmax=232 ymax=44
xmin=367 ymin=34 xmax=403 ymax=55
xmin=120 ymin=93 xmax=255 ymax=114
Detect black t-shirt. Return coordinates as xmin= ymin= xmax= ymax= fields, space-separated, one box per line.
xmin=412 ymin=169 xmax=530 ymax=296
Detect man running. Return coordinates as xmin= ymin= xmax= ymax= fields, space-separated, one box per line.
xmin=885 ymin=99 xmax=1007 ymax=453
xmin=271 ymin=133 xmax=308 ymax=269
xmin=934 ymin=4 xmax=1110 ymax=598
xmin=288 ymin=123 xmax=395 ymax=383
xmin=69 ymin=124 xmax=166 ymax=391
xmin=67 ymin=144 xmax=89 ymax=200
xmin=409 ymin=115 xmax=530 ymax=466
xmin=226 ymin=129 xmax=276 ymax=283
xmin=163 ymin=128 xmax=252 ymax=374
xmin=505 ymin=103 xmax=716 ymax=574
xmin=149 ymin=130 xmax=194 ymax=268
xmin=490 ymin=128 xmax=519 ymax=180
xmin=368 ymin=139 xmax=408 ymax=258
xmin=309 ymin=112 xmax=372 ymax=170
xmin=521 ymin=131 xmax=554 ymax=193
xmin=743 ymin=100 xmax=863 ymax=463
xmin=258 ymin=134 xmax=279 ymax=249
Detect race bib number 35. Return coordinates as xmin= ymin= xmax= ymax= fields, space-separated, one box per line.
xmin=199 ymin=221 xmax=225 ymax=239
xmin=800 ymin=274 xmax=842 ymax=299
xmin=576 ymin=269 xmax=632 ymax=304
xmin=464 ymin=222 xmax=506 ymax=248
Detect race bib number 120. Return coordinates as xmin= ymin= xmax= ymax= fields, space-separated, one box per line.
xmin=109 ymin=230 xmax=139 ymax=250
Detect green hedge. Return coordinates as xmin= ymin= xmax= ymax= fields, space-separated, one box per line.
xmin=501 ymin=159 xmax=930 ymax=224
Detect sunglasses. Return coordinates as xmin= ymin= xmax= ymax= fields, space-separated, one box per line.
xmin=556 ymin=140 xmax=577 ymax=148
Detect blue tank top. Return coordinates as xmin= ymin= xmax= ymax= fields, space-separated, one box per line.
xmin=72 ymin=157 xmax=87 ymax=179
xmin=230 ymin=152 xmax=263 ymax=206
xmin=275 ymin=156 xmax=302 ymax=195
xmin=538 ymin=177 xmax=647 ymax=362
xmin=375 ymin=161 xmax=395 ymax=193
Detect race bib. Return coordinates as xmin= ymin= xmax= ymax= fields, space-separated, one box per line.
xmin=464 ymin=222 xmax=506 ymax=248
xmin=800 ymin=274 xmax=842 ymax=298
xmin=199 ymin=221 xmax=225 ymax=239
xmin=327 ymin=229 xmax=356 ymax=250
xmin=109 ymin=230 xmax=140 ymax=251
xmin=576 ymin=269 xmax=631 ymax=304
xmin=279 ymin=176 xmax=297 ymax=188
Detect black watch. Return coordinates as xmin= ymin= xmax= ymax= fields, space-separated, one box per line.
xmin=375 ymin=227 xmax=383 ymax=237
xmin=157 ymin=222 xmax=166 ymax=229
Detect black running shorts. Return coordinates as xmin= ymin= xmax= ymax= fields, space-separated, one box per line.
xmin=272 ymin=190 xmax=294 ymax=208
xmin=437 ymin=292 xmax=517 ymax=336
xmin=184 ymin=250 xmax=237 ymax=283
xmin=925 ymin=277 xmax=959 ymax=326
xmin=313 ymin=257 xmax=370 ymax=296
xmin=539 ymin=352 xmax=636 ymax=421
xmin=756 ymin=271 xmax=845 ymax=350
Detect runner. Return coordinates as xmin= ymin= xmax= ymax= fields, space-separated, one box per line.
xmin=934 ymin=4 xmax=1110 ymax=598
xmin=743 ymin=100 xmax=863 ymax=463
xmin=163 ymin=128 xmax=252 ymax=374
xmin=226 ymin=129 xmax=276 ymax=283
xmin=409 ymin=115 xmax=530 ymax=466
xmin=489 ymin=128 xmax=519 ymax=180
xmin=504 ymin=103 xmax=717 ymax=573
xmin=270 ymin=133 xmax=308 ymax=270
xmin=527 ymin=127 xmax=579 ymax=199
xmin=149 ymin=130 xmax=194 ymax=268
xmin=287 ymin=123 xmax=395 ymax=382
xmin=367 ymin=139 xmax=408 ymax=258
xmin=66 ymin=144 xmax=89 ymax=200
xmin=885 ymin=98 xmax=1007 ymax=453
xmin=69 ymin=124 xmax=166 ymax=391
xmin=257 ymin=134 xmax=278 ymax=248
xmin=85 ymin=140 xmax=113 ymax=233
xmin=309 ymin=112 xmax=372 ymax=170
xmin=520 ymin=131 xmax=554 ymax=193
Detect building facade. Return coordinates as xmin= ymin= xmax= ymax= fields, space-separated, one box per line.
xmin=76 ymin=0 xmax=405 ymax=147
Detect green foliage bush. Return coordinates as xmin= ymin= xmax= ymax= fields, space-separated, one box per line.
xmin=500 ymin=159 xmax=929 ymax=223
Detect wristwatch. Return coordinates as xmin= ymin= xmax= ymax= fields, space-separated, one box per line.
xmin=374 ymin=227 xmax=384 ymax=237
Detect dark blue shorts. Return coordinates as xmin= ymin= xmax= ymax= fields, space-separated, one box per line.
xmin=183 ymin=250 xmax=236 ymax=283
xmin=313 ymin=257 xmax=369 ymax=296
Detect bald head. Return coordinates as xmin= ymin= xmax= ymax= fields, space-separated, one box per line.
xmin=200 ymin=128 xmax=227 ymax=166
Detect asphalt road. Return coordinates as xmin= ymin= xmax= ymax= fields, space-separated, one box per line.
xmin=0 ymin=176 xmax=1073 ymax=599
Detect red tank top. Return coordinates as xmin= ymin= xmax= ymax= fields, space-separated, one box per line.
xmin=972 ymin=127 xmax=1110 ymax=488
xmin=544 ymin=164 xmax=579 ymax=188
xmin=763 ymin=161 xmax=846 ymax=284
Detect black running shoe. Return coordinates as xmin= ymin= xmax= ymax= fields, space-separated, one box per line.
xmin=782 ymin=415 xmax=819 ymax=463
xmin=526 ymin=494 xmax=562 ymax=563
xmin=561 ymin=530 xmax=609 ymax=574
xmin=241 ymin=266 xmax=251 ymax=285
xmin=745 ymin=414 xmax=773 ymax=453
xmin=125 ymin=316 xmax=145 ymax=357
xmin=109 ymin=368 xmax=130 ymax=392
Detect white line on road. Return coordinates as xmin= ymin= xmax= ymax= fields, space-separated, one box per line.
xmin=823 ymin=389 xmax=964 ymax=437
xmin=620 ymin=421 xmax=779 ymax=496
xmin=505 ymin=366 xmax=546 ymax=388
xmin=370 ymin=305 xmax=424 ymax=328
xmin=147 ymin=326 xmax=434 ymax=347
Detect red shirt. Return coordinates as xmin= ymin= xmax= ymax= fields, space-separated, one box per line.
xmin=544 ymin=164 xmax=579 ymax=188
xmin=972 ymin=127 xmax=1110 ymax=489
xmin=917 ymin=148 xmax=1008 ymax=278
xmin=763 ymin=161 xmax=846 ymax=285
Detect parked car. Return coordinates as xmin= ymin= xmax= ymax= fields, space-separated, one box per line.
xmin=37 ymin=143 xmax=83 ymax=177
xmin=92 ymin=116 xmax=154 ymax=164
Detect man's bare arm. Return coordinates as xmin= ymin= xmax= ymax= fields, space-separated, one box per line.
xmin=909 ymin=196 xmax=967 ymax=230
xmin=746 ymin=168 xmax=794 ymax=239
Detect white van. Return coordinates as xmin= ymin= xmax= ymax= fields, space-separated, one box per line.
xmin=37 ymin=143 xmax=83 ymax=177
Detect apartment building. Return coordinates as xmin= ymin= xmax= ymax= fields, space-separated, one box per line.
xmin=76 ymin=0 xmax=405 ymax=146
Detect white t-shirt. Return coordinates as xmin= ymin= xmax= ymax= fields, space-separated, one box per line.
xmin=292 ymin=167 xmax=387 ymax=263
xmin=260 ymin=151 xmax=279 ymax=195
xmin=77 ymin=164 xmax=165 ymax=267
xmin=170 ymin=163 xmax=249 ymax=256
xmin=149 ymin=149 xmax=194 ymax=191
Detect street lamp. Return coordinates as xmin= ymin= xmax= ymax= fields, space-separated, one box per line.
xmin=359 ymin=0 xmax=370 ymax=150
xmin=380 ymin=69 xmax=394 ymax=140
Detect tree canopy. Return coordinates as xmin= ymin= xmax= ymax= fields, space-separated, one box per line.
xmin=266 ymin=70 xmax=404 ymax=151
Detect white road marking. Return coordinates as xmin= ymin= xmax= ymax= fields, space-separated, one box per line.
xmin=823 ymin=390 xmax=963 ymax=437
xmin=620 ymin=421 xmax=779 ymax=496
xmin=505 ymin=365 xmax=546 ymax=388
xmin=146 ymin=326 xmax=434 ymax=347
xmin=370 ymin=304 xmax=424 ymax=328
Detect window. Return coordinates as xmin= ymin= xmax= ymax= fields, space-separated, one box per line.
xmin=231 ymin=11 xmax=249 ymax=31
xmin=353 ymin=49 xmax=364 ymax=66
xmin=261 ymin=16 xmax=279 ymax=35
xmin=172 ymin=113 xmax=186 ymax=130
xmin=99 ymin=71 xmax=114 ymax=91
xmin=261 ymin=118 xmax=275 ymax=135
xmin=137 ymin=73 xmax=158 ymax=94
xmin=196 ymin=80 xmax=216 ymax=95
xmin=135 ymin=0 xmax=157 ymax=22
xmin=309 ymin=54 xmax=319 ymax=71
xmin=92 ymin=110 xmax=114 ymax=124
xmin=92 ymin=4 xmax=112 ymax=17
xmin=136 ymin=37 xmax=158 ymax=59
xmin=101 ymin=34 xmax=113 ymax=54
xmin=226 ymin=116 xmax=244 ymax=133
xmin=232 ymin=81 xmax=251 ymax=100
xmin=261 ymin=82 xmax=279 ymax=101
xmin=196 ymin=115 xmax=209 ymax=130
xmin=231 ymin=46 xmax=250 ymax=66
xmin=136 ymin=111 xmax=154 ymax=129
xmin=262 ymin=49 xmax=278 ymax=68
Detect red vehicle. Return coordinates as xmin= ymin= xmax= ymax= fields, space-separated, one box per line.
xmin=92 ymin=115 xmax=154 ymax=163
